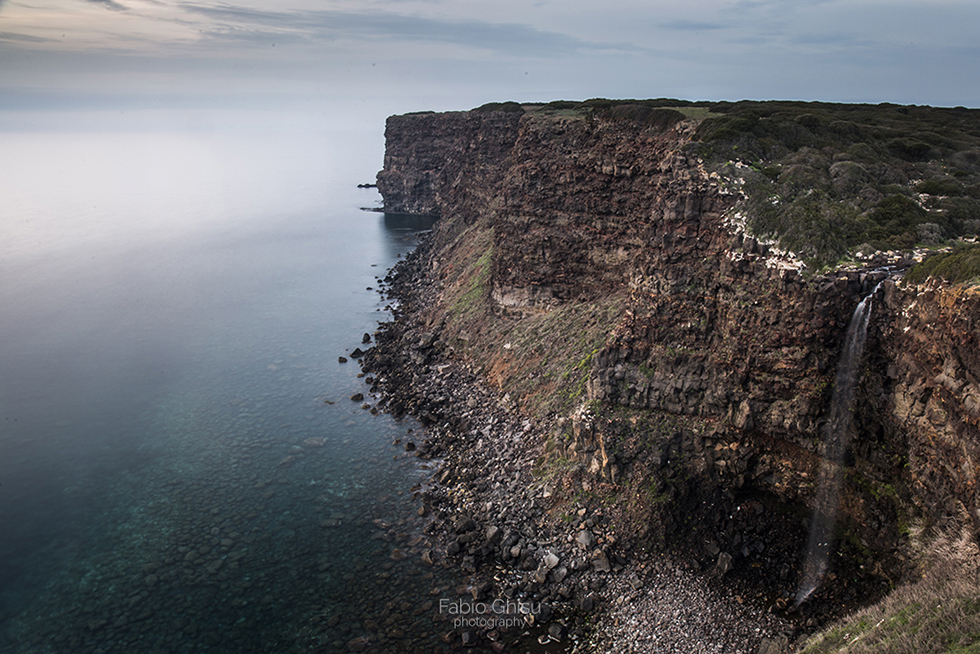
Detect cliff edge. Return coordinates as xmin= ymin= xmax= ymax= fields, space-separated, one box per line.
xmin=367 ymin=100 xmax=980 ymax=650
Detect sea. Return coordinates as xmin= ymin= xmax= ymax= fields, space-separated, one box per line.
xmin=0 ymin=108 xmax=474 ymax=653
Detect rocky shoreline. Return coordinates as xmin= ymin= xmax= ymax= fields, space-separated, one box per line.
xmin=357 ymin=236 xmax=798 ymax=653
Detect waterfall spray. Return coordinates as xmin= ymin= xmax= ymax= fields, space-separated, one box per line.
xmin=796 ymin=283 xmax=882 ymax=606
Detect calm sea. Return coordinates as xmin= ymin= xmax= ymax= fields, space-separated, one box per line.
xmin=0 ymin=112 xmax=458 ymax=653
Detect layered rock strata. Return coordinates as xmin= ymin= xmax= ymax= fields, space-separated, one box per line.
xmin=368 ymin=105 xmax=980 ymax=638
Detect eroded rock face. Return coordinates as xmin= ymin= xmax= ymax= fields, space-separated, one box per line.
xmin=376 ymin=111 xmax=522 ymax=218
xmin=870 ymin=283 xmax=980 ymax=534
xmin=375 ymin=107 xmax=980 ymax=582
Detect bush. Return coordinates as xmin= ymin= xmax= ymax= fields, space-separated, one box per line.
xmin=829 ymin=161 xmax=871 ymax=196
xmin=598 ymin=105 xmax=686 ymax=131
xmin=544 ymin=100 xmax=580 ymax=110
xmin=682 ymin=100 xmax=980 ymax=266
xmin=905 ymin=243 xmax=980 ymax=285
xmin=829 ymin=120 xmax=863 ymax=140
xmin=472 ymin=101 xmax=524 ymax=113
xmin=846 ymin=142 xmax=880 ymax=162
xmin=888 ymin=138 xmax=933 ymax=161
xmin=868 ymin=195 xmax=929 ymax=241
xmin=916 ymin=223 xmax=944 ymax=245
xmin=795 ymin=113 xmax=822 ymax=131
xmin=915 ymin=178 xmax=963 ymax=196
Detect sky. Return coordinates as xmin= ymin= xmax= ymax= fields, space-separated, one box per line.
xmin=0 ymin=0 xmax=979 ymax=124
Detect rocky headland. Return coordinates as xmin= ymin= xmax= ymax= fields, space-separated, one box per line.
xmin=360 ymin=100 xmax=980 ymax=653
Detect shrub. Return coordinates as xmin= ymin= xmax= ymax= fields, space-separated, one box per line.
xmin=943 ymin=197 xmax=980 ymax=227
xmin=868 ymin=195 xmax=929 ymax=241
xmin=544 ymin=100 xmax=580 ymax=110
xmin=770 ymin=119 xmax=818 ymax=150
xmin=905 ymin=243 xmax=980 ymax=285
xmin=915 ymin=178 xmax=963 ymax=196
xmin=698 ymin=110 xmax=761 ymax=142
xmin=846 ymin=142 xmax=880 ymax=162
xmin=472 ymin=101 xmax=524 ymax=113
xmin=916 ymin=222 xmax=944 ymax=245
xmin=684 ymin=100 xmax=980 ymax=265
xmin=795 ymin=113 xmax=822 ymax=131
xmin=829 ymin=120 xmax=863 ymax=140
xmin=598 ymin=105 xmax=686 ymax=131
xmin=829 ymin=161 xmax=871 ymax=196
xmin=888 ymin=138 xmax=933 ymax=161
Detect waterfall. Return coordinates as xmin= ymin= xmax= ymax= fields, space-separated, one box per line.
xmin=796 ymin=283 xmax=882 ymax=605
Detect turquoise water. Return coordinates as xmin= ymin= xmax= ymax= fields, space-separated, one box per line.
xmin=0 ymin=118 xmax=451 ymax=652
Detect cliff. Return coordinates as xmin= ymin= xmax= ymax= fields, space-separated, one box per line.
xmin=370 ymin=101 xmax=980 ymax=639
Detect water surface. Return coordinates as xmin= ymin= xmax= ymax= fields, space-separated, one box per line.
xmin=0 ymin=115 xmax=449 ymax=653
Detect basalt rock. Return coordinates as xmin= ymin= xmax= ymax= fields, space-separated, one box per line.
xmin=368 ymin=105 xmax=980 ymax=633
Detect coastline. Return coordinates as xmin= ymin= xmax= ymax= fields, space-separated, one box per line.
xmin=360 ymin=236 xmax=796 ymax=653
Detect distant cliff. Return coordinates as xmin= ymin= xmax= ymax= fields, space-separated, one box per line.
xmin=375 ymin=101 xmax=980 ymax=619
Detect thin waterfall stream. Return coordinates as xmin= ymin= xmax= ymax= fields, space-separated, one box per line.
xmin=797 ymin=282 xmax=883 ymax=605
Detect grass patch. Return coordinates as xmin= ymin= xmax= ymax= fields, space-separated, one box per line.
xmin=426 ymin=216 xmax=628 ymax=420
xmin=450 ymin=244 xmax=493 ymax=317
xmin=905 ymin=243 xmax=980 ymax=285
xmin=799 ymin=526 xmax=980 ymax=654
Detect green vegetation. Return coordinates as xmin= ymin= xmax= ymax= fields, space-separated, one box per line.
xmin=472 ymin=101 xmax=524 ymax=113
xmin=428 ymin=213 xmax=627 ymax=419
xmin=591 ymin=104 xmax=686 ymax=131
xmin=905 ymin=243 xmax=980 ymax=285
xmin=469 ymin=98 xmax=980 ymax=267
xmin=686 ymin=100 xmax=980 ymax=267
xmin=450 ymin=242 xmax=493 ymax=317
xmin=800 ymin=529 xmax=980 ymax=654
xmin=541 ymin=97 xmax=714 ymax=129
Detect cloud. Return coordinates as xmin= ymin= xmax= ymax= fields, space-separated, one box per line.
xmin=660 ymin=19 xmax=725 ymax=31
xmin=85 ymin=0 xmax=129 ymax=11
xmin=791 ymin=31 xmax=871 ymax=48
xmin=179 ymin=3 xmax=638 ymax=56
xmin=0 ymin=31 xmax=55 ymax=43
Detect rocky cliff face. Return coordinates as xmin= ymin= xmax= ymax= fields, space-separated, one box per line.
xmin=871 ymin=284 xmax=980 ymax=534
xmin=377 ymin=111 xmax=522 ymax=218
xmin=375 ymin=106 xmax=980 ymax=609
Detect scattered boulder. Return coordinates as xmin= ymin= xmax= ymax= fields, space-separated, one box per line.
xmin=716 ymin=551 xmax=733 ymax=575
xmin=576 ymin=530 xmax=595 ymax=550
xmin=547 ymin=623 xmax=567 ymax=642
xmin=454 ymin=516 xmax=476 ymax=534
xmin=591 ymin=551 xmax=611 ymax=573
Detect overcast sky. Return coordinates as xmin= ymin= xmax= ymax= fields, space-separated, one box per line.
xmin=1 ymin=0 xmax=978 ymax=120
